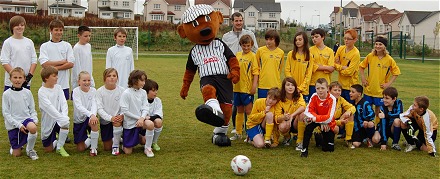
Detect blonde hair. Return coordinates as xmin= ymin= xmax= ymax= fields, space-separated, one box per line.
xmin=78 ymin=71 xmax=90 ymax=81
xmin=9 ymin=67 xmax=25 ymax=78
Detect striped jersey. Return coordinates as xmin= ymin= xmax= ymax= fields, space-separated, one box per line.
xmin=378 ymin=99 xmax=403 ymax=144
xmin=353 ymin=97 xmax=375 ymax=132
xmin=186 ymin=38 xmax=234 ymax=78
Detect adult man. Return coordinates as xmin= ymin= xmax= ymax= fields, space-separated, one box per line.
xmin=222 ymin=12 xmax=259 ymax=54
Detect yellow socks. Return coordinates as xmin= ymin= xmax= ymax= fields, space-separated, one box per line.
xmin=264 ymin=123 xmax=274 ymax=141
xmin=235 ymin=112 xmax=244 ymax=135
xmin=345 ymin=121 xmax=354 ymax=141
xmin=297 ymin=121 xmax=305 ymax=143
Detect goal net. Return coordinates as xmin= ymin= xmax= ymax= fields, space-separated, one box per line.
xmin=63 ymin=26 xmax=138 ymax=60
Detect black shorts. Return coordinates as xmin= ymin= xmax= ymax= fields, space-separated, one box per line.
xmin=200 ymin=75 xmax=233 ymax=104
xmin=352 ymin=128 xmax=367 ymax=142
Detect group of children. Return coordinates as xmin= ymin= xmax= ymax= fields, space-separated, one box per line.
xmin=229 ymin=27 xmax=437 ymax=158
xmin=2 ymin=16 xmax=164 ymax=159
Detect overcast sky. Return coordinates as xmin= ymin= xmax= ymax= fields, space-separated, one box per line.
xmin=83 ymin=0 xmax=439 ymax=27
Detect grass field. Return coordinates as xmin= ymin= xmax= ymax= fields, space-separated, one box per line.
xmin=0 ymin=55 xmax=439 ymax=178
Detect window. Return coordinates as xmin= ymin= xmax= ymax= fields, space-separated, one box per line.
xmin=102 ymin=1 xmax=107 ymax=6
xmin=123 ymin=1 xmax=129 ymax=7
xmin=152 ymin=14 xmax=163 ymax=21
xmin=3 ymin=7 xmax=12 ymax=12
xmin=380 ymin=25 xmax=383 ymax=32
xmin=25 ymin=7 xmax=34 ymax=13
xmin=406 ymin=25 xmax=410 ymax=33
xmin=114 ymin=1 xmax=118 ymax=6
xmin=214 ymin=8 xmax=223 ymax=13
xmin=75 ymin=11 xmax=83 ymax=15
xmin=124 ymin=12 xmax=131 ymax=18
xmin=51 ymin=8 xmax=59 ymax=14
xmin=248 ymin=12 xmax=254 ymax=17
xmin=269 ymin=13 xmax=275 ymax=18
xmin=64 ymin=9 xmax=68 ymax=14
xmin=102 ymin=13 xmax=111 ymax=16
xmin=153 ymin=4 xmax=160 ymax=9
xmin=175 ymin=5 xmax=181 ymax=11
xmin=73 ymin=0 xmax=78 ymax=4
xmin=58 ymin=0 xmax=65 ymax=2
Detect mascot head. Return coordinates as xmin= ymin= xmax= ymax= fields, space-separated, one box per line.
xmin=177 ymin=4 xmax=224 ymax=45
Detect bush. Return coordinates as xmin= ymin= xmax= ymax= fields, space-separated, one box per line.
xmin=413 ymin=44 xmax=432 ymax=56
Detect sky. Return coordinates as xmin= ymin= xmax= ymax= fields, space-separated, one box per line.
xmin=82 ymin=0 xmax=440 ymax=27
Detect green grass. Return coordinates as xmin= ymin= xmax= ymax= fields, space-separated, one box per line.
xmin=0 ymin=56 xmax=439 ymax=178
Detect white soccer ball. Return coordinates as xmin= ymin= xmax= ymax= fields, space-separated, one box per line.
xmin=230 ymin=155 xmax=251 ymax=175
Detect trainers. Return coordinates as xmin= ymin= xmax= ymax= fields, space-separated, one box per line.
xmin=300 ymin=149 xmax=308 ymax=158
xmin=152 ymin=143 xmax=161 ymax=151
xmin=367 ymin=139 xmax=373 ymax=148
xmin=231 ymin=128 xmax=237 ymax=134
xmin=90 ymin=148 xmax=97 ymax=156
xmin=346 ymin=141 xmax=355 ymax=149
xmin=391 ymin=144 xmax=401 ymax=151
xmin=144 ymin=148 xmax=154 ymax=157
xmin=27 ymin=150 xmax=39 ymax=160
xmin=244 ymin=136 xmax=251 ymax=143
xmin=9 ymin=147 xmax=13 ymax=155
xmin=112 ymin=147 xmax=120 ymax=156
xmin=56 ymin=147 xmax=70 ymax=157
xmin=282 ymin=137 xmax=292 ymax=146
xmin=230 ymin=134 xmax=242 ymax=141
xmin=264 ymin=140 xmax=271 ymax=148
xmin=295 ymin=143 xmax=303 ymax=151
xmin=405 ymin=144 xmax=417 ymax=152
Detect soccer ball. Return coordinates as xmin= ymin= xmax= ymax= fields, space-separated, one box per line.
xmin=230 ymin=155 xmax=251 ymax=175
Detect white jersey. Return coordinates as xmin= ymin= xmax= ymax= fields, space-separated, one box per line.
xmin=72 ymin=87 xmax=97 ymax=124
xmin=148 ymin=97 xmax=163 ymax=119
xmin=120 ymin=88 xmax=148 ymax=129
xmin=72 ymin=43 xmax=95 ymax=88
xmin=106 ymin=45 xmax=134 ymax=88
xmin=2 ymin=88 xmax=38 ymax=131
xmin=96 ymin=85 xmax=125 ymax=125
xmin=39 ymin=40 xmax=75 ymax=89
xmin=1 ymin=37 xmax=37 ymax=87
xmin=222 ymin=29 xmax=258 ymax=54
xmin=38 ymin=84 xmax=70 ymax=140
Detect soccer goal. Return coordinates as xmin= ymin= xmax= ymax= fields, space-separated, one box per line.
xmin=63 ymin=26 xmax=138 ymax=60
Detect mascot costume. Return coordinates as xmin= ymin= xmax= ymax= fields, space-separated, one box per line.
xmin=177 ymin=4 xmax=240 ymax=146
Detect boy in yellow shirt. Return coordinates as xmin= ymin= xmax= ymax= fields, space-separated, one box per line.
xmin=255 ymin=29 xmax=284 ymax=98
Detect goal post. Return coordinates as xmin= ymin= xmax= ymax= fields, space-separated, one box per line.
xmin=63 ymin=26 xmax=139 ymax=60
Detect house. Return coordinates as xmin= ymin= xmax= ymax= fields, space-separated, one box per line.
xmin=0 ymin=0 xmax=37 ymax=14
xmin=88 ymin=0 xmax=136 ymax=20
xmin=195 ymin=0 xmax=231 ymax=25
xmin=143 ymin=0 xmax=189 ymax=24
xmin=399 ymin=11 xmax=440 ymax=49
xmin=35 ymin=0 xmax=86 ymax=17
xmin=233 ymin=0 xmax=281 ymax=31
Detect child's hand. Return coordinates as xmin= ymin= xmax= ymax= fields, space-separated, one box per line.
xmin=340 ymin=118 xmax=348 ymax=125
xmin=363 ymin=121 xmax=368 ymax=128
xmin=136 ymin=118 xmax=144 ymax=127
xmin=380 ymin=145 xmax=387 ymax=151
xmin=342 ymin=111 xmax=351 ymax=119
xmin=362 ymin=77 xmax=368 ymax=87
xmin=89 ymin=115 xmax=99 ymax=125
xmin=320 ymin=124 xmax=330 ymax=132
xmin=380 ymin=82 xmax=391 ymax=89
xmin=265 ymin=106 xmax=271 ymax=113
xmin=20 ymin=125 xmax=28 ymax=134
xmin=378 ymin=110 xmax=385 ymax=119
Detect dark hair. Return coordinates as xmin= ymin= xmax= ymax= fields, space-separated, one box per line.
xmin=414 ymin=96 xmax=429 ymax=110
xmin=127 ymin=70 xmax=147 ymax=88
xmin=292 ymin=31 xmax=310 ymax=61
xmin=239 ymin=34 xmax=253 ymax=46
xmin=143 ymin=79 xmax=159 ymax=92
xmin=49 ymin=19 xmax=64 ymax=30
xmin=280 ymin=77 xmax=301 ymax=102
xmin=114 ymin=27 xmax=127 ymax=37
xmin=329 ymin=81 xmax=342 ymax=90
xmin=311 ymin=28 xmax=326 ymax=40
xmin=382 ymin=87 xmax=398 ymax=99
xmin=230 ymin=12 xmax=243 ymax=21
xmin=9 ymin=15 xmax=26 ymax=34
xmin=40 ymin=66 xmax=58 ymax=83
xmin=78 ymin=25 xmax=91 ymax=35
xmin=351 ymin=84 xmax=363 ymax=94
xmin=316 ymin=78 xmax=328 ymax=86
xmin=265 ymin=29 xmax=280 ymax=47
xmin=267 ymin=87 xmax=281 ymax=101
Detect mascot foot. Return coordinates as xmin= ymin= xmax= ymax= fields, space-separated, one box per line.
xmin=212 ymin=126 xmax=231 ymax=146
xmin=195 ymin=104 xmax=224 ymax=127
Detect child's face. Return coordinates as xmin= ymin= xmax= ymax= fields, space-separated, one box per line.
xmin=105 ymin=71 xmax=118 ymax=86
xmin=349 ymin=88 xmax=360 ymax=101
xmin=45 ymin=74 xmax=58 ymax=86
xmin=78 ymin=74 xmax=91 ymax=90
xmin=114 ymin=32 xmax=127 ymax=46
xmin=241 ymin=42 xmax=252 ymax=54
xmin=50 ymin=27 xmax=64 ymax=42
xmin=382 ymin=95 xmax=396 ymax=107
xmin=295 ymin=35 xmax=304 ymax=48
xmin=284 ymin=81 xmax=296 ymax=95
xmin=265 ymin=96 xmax=278 ymax=107
xmin=10 ymin=71 xmax=25 ymax=88
xmin=312 ymin=34 xmax=323 ymax=45
xmin=133 ymin=77 xmax=146 ymax=89
xmin=315 ymin=83 xmax=328 ymax=99
xmin=344 ymin=33 xmax=355 ymax=47
xmin=265 ymin=38 xmax=276 ymax=48
xmin=147 ymin=89 xmax=158 ymax=99
xmin=374 ymin=42 xmax=386 ymax=53
xmin=330 ymin=86 xmax=342 ymax=99
xmin=12 ymin=23 xmax=25 ymax=36
xmin=411 ymin=100 xmax=424 ymax=115
xmin=78 ymin=31 xmax=91 ymax=44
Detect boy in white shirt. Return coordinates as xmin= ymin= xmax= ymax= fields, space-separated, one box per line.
xmin=71 ymin=26 xmax=95 ymax=89
xmin=1 ymin=15 xmax=37 ymax=91
xmin=2 ymin=67 xmax=39 ymax=160
xmin=142 ymin=79 xmax=163 ymax=151
xmin=106 ymin=27 xmax=134 ymax=88
xmin=38 ymin=66 xmax=70 ymax=157
xmin=39 ymin=19 xmax=74 ymax=100
xmin=72 ymin=71 xmax=99 ymax=156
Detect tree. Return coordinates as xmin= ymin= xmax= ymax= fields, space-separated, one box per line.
xmin=433 ymin=21 xmax=440 ymax=50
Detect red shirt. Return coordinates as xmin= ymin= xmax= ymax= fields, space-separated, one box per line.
xmin=304 ymin=92 xmax=337 ymax=130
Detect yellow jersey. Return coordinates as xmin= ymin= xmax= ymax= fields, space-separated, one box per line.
xmin=309 ymin=46 xmax=335 ymax=85
xmin=247 ymin=98 xmax=277 ymax=129
xmin=233 ymin=51 xmax=258 ymax=93
xmin=285 ymin=51 xmax=314 ymax=95
xmin=334 ymin=96 xmax=356 ymax=119
xmin=255 ymin=46 xmax=285 ymax=89
xmin=274 ymin=94 xmax=306 ymax=124
xmin=334 ymin=45 xmax=360 ymax=90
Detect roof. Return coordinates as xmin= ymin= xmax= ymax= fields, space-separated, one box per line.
xmin=332 ymin=7 xmax=340 ymax=14
xmin=233 ymin=0 xmax=276 ymax=9
xmin=380 ymin=13 xmax=403 ymax=24
xmin=363 ymin=14 xmax=380 ymax=22
xmin=242 ymin=2 xmax=281 ymax=12
xmin=364 ymin=2 xmax=383 ymax=8
xmin=167 ymin=11 xmax=175 ymax=15
xmin=49 ymin=3 xmax=86 ymax=9
xmin=98 ymin=7 xmax=133 ymax=12
xmin=404 ymin=11 xmax=440 ymax=24
xmin=195 ymin=0 xmax=231 ymax=7
xmin=359 ymin=7 xmax=382 ymax=16
xmin=165 ymin=0 xmax=187 ymax=5
xmin=343 ymin=8 xmax=358 ymax=17
xmin=0 ymin=1 xmax=36 ymax=6
xmin=149 ymin=11 xmax=165 ymax=14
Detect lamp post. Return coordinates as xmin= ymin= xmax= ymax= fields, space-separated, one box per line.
xmin=314 ymin=10 xmax=320 ymax=27
xmin=299 ymin=6 xmax=303 ymax=27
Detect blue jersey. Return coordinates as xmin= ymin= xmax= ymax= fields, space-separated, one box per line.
xmin=377 ymin=99 xmax=403 ymax=143
xmin=353 ymin=97 xmax=375 ymax=132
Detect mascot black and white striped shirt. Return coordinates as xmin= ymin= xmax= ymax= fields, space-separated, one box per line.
xmin=186 ymin=38 xmax=234 ymax=78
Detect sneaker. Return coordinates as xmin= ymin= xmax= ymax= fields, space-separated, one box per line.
xmin=391 ymin=144 xmax=401 ymax=151
xmin=346 ymin=141 xmax=355 ymax=149
xmin=152 ymin=143 xmax=161 ymax=151
xmin=56 ymin=147 xmax=70 ymax=157
xmin=112 ymin=147 xmax=120 ymax=156
xmin=27 ymin=150 xmax=39 ymax=160
xmin=264 ymin=140 xmax=271 ymax=148
xmin=231 ymin=128 xmax=237 ymax=134
xmin=405 ymin=144 xmax=417 ymax=152
xmin=65 ymin=136 xmax=71 ymax=143
xmin=295 ymin=143 xmax=303 ymax=151
xmin=230 ymin=134 xmax=242 ymax=141
xmin=244 ymin=136 xmax=251 ymax=143
xmin=9 ymin=147 xmax=13 ymax=155
xmin=367 ymin=139 xmax=373 ymax=148
xmin=402 ymin=140 xmax=408 ymax=147
xmin=89 ymin=148 xmax=97 ymax=156
xmin=300 ymin=149 xmax=308 ymax=158
xmin=144 ymin=148 xmax=154 ymax=157
xmin=282 ymin=137 xmax=292 ymax=146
